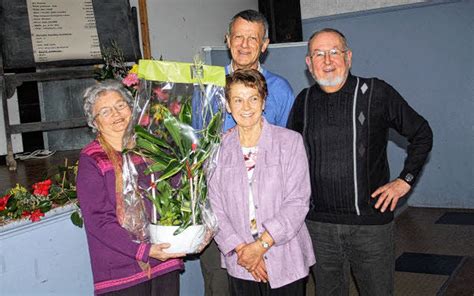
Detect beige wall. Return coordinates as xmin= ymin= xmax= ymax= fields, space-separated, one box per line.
xmin=130 ymin=0 xmax=258 ymax=62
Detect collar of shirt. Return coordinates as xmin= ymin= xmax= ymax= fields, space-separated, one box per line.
xmin=226 ymin=62 xmax=263 ymax=75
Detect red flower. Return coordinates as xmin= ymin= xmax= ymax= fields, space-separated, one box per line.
xmin=169 ymin=101 xmax=181 ymax=115
xmin=32 ymin=179 xmax=52 ymax=196
xmin=0 ymin=194 xmax=11 ymax=211
xmin=30 ymin=209 xmax=45 ymax=222
xmin=21 ymin=211 xmax=30 ymax=218
xmin=191 ymin=143 xmax=198 ymax=151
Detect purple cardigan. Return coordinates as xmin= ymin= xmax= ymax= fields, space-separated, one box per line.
xmin=208 ymin=120 xmax=316 ymax=288
xmin=77 ymin=140 xmax=183 ymax=295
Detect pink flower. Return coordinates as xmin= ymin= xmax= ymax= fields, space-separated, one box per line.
xmin=139 ymin=114 xmax=151 ymax=127
xmin=153 ymin=87 xmax=169 ymax=102
xmin=169 ymin=101 xmax=181 ymax=115
xmin=191 ymin=143 xmax=198 ymax=151
xmin=122 ymin=73 xmax=139 ymax=87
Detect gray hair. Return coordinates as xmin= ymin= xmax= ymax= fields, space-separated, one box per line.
xmin=83 ymin=79 xmax=133 ymax=133
xmin=306 ymin=28 xmax=349 ymax=56
xmin=228 ymin=9 xmax=269 ymax=40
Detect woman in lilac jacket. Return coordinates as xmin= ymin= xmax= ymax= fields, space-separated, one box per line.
xmin=77 ymin=80 xmax=184 ymax=295
xmin=208 ymin=69 xmax=315 ymax=295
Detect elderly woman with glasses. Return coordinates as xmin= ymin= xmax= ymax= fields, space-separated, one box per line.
xmin=208 ymin=69 xmax=315 ymax=296
xmin=77 ymin=80 xmax=184 ymax=296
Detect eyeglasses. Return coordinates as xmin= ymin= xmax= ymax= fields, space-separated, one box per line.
xmin=310 ymin=48 xmax=347 ymax=60
xmin=93 ymin=100 xmax=129 ymax=119
xmin=230 ymin=34 xmax=261 ymax=46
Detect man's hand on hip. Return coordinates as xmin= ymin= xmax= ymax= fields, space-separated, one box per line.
xmin=371 ymin=179 xmax=411 ymax=212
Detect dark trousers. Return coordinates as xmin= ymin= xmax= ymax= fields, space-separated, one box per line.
xmin=306 ymin=220 xmax=394 ymax=296
xmin=99 ymin=270 xmax=180 ymax=296
xmin=200 ymin=240 xmax=230 ymax=296
xmin=228 ymin=275 xmax=307 ymax=296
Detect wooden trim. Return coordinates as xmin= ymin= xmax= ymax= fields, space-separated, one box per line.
xmin=9 ymin=118 xmax=87 ymax=134
xmin=138 ymin=0 xmax=152 ymax=59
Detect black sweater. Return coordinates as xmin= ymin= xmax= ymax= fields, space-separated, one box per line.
xmin=287 ymin=74 xmax=433 ymax=225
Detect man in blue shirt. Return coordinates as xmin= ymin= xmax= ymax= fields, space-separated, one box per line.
xmin=200 ymin=9 xmax=295 ymax=296
xmin=222 ymin=10 xmax=295 ymax=131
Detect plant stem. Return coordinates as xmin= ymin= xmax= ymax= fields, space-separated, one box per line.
xmin=61 ymin=158 xmax=68 ymax=189
xmin=151 ymin=174 xmax=157 ymax=224
xmin=193 ymin=161 xmax=198 ymax=224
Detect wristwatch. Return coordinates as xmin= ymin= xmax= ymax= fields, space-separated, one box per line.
xmin=401 ymin=173 xmax=415 ymax=185
xmin=258 ymin=237 xmax=270 ymax=249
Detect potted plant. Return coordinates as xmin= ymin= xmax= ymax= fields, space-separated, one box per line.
xmin=127 ymin=59 xmax=225 ymax=253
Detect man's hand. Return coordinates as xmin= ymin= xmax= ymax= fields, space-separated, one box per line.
xmin=371 ymin=178 xmax=411 ymax=212
xmin=149 ymin=243 xmax=186 ymax=261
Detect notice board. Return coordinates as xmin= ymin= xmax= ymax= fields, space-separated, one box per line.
xmin=0 ymin=0 xmax=141 ymax=70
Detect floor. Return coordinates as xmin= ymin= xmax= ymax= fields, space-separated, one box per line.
xmin=392 ymin=207 xmax=474 ymax=296
xmin=0 ymin=150 xmax=81 ymax=193
xmin=304 ymin=207 xmax=474 ymax=296
xmin=1 ymin=151 xmax=473 ymax=295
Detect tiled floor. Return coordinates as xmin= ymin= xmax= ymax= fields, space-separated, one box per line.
xmin=305 ymin=207 xmax=474 ymax=295
xmin=393 ymin=208 xmax=474 ymax=296
xmin=1 ymin=152 xmax=473 ymax=295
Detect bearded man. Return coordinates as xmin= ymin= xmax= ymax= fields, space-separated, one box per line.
xmin=287 ymin=28 xmax=433 ymax=295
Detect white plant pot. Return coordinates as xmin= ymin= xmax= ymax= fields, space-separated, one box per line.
xmin=149 ymin=224 xmax=206 ymax=254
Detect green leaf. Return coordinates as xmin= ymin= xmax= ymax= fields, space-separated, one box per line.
xmin=178 ymin=99 xmax=192 ymax=125
xmin=173 ymin=219 xmax=192 ymax=235
xmin=157 ymin=181 xmax=172 ymax=197
xmin=71 ymin=211 xmax=83 ymax=228
xmin=206 ymin=110 xmax=223 ymax=137
xmin=163 ymin=111 xmax=185 ymax=156
xmin=38 ymin=200 xmax=52 ymax=208
xmin=180 ymin=200 xmax=191 ymax=213
xmin=134 ymin=125 xmax=173 ymax=150
xmin=154 ymin=159 xmax=184 ymax=181
xmin=144 ymin=162 xmax=167 ymax=174
xmin=67 ymin=190 xmax=77 ymax=199
xmin=146 ymin=191 xmax=162 ymax=216
xmin=136 ymin=138 xmax=174 ymax=161
xmin=128 ymin=150 xmax=170 ymax=169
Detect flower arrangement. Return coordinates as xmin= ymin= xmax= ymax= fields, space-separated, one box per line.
xmin=95 ymin=40 xmax=139 ymax=96
xmin=0 ymin=160 xmax=79 ymax=226
xmin=128 ymin=59 xmax=226 ymax=236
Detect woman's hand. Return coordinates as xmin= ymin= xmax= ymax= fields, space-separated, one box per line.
xmin=149 ymin=243 xmax=186 ymax=261
xmin=250 ymin=260 xmax=268 ymax=283
xmin=236 ymin=241 xmax=266 ymax=272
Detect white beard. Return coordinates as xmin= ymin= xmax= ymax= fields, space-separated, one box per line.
xmin=316 ymin=76 xmax=344 ymax=87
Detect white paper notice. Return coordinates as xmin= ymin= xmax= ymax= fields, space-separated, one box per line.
xmin=27 ymin=0 xmax=102 ymax=62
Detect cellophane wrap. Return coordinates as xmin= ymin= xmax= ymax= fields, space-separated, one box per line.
xmin=122 ymin=59 xmax=225 ymax=251
xmin=121 ymin=152 xmax=151 ymax=242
